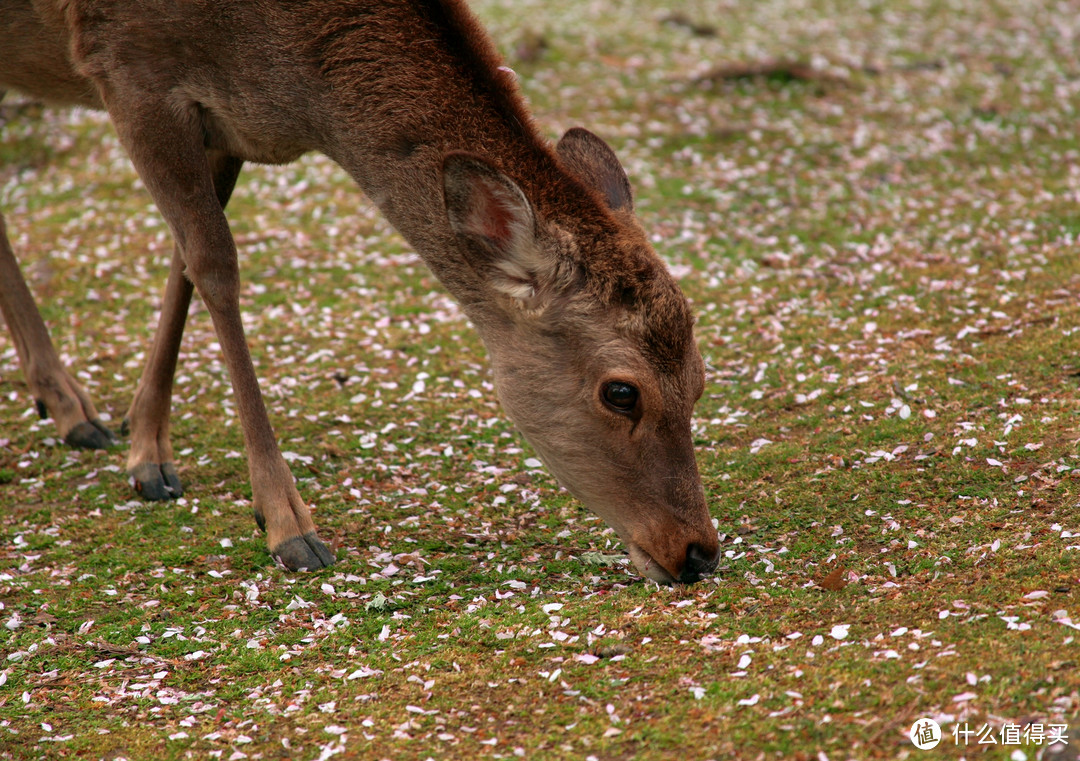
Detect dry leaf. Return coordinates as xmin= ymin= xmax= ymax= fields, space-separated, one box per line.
xmin=818 ymin=567 xmax=848 ymax=592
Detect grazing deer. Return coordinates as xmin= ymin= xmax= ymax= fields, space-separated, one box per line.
xmin=0 ymin=0 xmax=720 ymax=583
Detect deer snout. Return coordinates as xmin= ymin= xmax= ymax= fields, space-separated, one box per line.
xmin=678 ymin=541 xmax=721 ymax=584
xmin=627 ymin=530 xmax=720 ymax=585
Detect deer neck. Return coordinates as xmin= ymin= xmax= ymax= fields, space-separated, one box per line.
xmin=307 ymin=3 xmax=569 ymax=329
xmin=330 ymin=127 xmax=553 ymax=324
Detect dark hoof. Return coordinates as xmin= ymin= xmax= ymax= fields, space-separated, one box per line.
xmin=271 ymin=532 xmax=335 ymax=571
xmin=65 ymin=420 xmax=120 ymax=450
xmin=129 ymin=461 xmax=183 ymax=501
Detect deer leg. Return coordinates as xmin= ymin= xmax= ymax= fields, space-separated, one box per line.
xmin=0 ymin=212 xmax=119 ymax=449
xmin=103 ymin=96 xmax=333 ymax=571
xmin=122 ymin=152 xmax=243 ymax=501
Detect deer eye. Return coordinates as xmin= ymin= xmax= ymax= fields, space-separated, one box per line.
xmin=602 ymin=382 xmax=639 ymax=413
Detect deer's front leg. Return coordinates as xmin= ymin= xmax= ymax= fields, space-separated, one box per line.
xmin=104 ymin=96 xmax=333 ymax=571
xmin=122 ymin=245 xmax=190 ymax=500
xmin=122 ymin=152 xmax=243 ymax=501
xmin=0 ymin=212 xmax=118 ymax=450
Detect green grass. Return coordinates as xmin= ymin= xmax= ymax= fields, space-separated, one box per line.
xmin=3 ymin=1 xmax=1080 ymax=759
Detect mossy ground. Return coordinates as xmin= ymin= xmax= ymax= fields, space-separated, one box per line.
xmin=2 ymin=1 xmax=1078 ymax=759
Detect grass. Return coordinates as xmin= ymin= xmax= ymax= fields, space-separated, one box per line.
xmin=2 ymin=1 xmax=1079 ymax=759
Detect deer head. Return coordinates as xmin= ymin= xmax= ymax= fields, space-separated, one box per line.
xmin=443 ymin=128 xmax=720 ymax=584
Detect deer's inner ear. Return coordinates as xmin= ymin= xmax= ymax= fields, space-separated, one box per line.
xmin=443 ymin=152 xmax=560 ymax=306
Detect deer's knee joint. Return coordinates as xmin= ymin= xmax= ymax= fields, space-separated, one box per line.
xmin=181 ymin=243 xmax=240 ymax=310
xmin=192 ymin=272 xmax=240 ymax=311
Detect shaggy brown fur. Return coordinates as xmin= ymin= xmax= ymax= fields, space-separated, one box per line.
xmin=0 ymin=0 xmax=717 ymax=583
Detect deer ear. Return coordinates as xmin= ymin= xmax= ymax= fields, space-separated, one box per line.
xmin=555 ymin=127 xmax=633 ymax=213
xmin=443 ymin=152 xmax=556 ymax=304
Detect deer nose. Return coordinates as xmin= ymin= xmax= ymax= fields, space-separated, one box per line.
xmin=679 ymin=541 xmax=721 ymax=584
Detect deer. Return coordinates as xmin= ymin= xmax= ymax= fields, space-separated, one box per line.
xmin=0 ymin=0 xmax=721 ymax=584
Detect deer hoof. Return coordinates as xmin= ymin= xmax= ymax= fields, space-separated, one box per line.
xmin=64 ymin=420 xmax=120 ymax=450
xmin=272 ymin=532 xmax=335 ymax=571
xmin=129 ymin=461 xmax=183 ymax=501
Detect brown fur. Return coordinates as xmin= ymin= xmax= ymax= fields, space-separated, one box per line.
xmin=0 ymin=0 xmax=718 ymax=582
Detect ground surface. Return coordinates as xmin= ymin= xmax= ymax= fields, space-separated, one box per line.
xmin=1 ymin=1 xmax=1079 ymax=759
